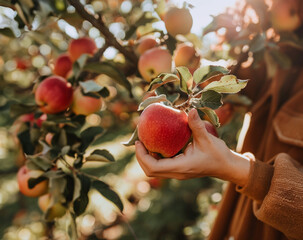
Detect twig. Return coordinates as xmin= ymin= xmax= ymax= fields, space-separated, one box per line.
xmin=67 ymin=0 xmax=138 ymax=64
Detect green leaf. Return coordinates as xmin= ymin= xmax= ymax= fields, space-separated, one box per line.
xmin=83 ymin=62 xmax=132 ymax=96
xmin=250 ymin=33 xmax=266 ymax=53
xmin=147 ymin=74 xmax=178 ymax=91
xmin=200 ymin=90 xmax=223 ymax=110
xmin=176 ymin=67 xmax=191 ymax=94
xmin=122 ymin=127 xmax=138 ymax=147
xmin=164 ymin=34 xmax=177 ymax=55
xmin=124 ymin=12 xmax=159 ymax=40
xmin=138 ymin=94 xmax=168 ymax=111
xmin=92 ymin=180 xmax=124 ymax=212
xmin=0 ymin=27 xmax=15 ymax=38
xmin=203 ymin=75 xmax=248 ymax=94
xmin=79 ymin=80 xmax=104 ymax=93
xmin=79 ymin=80 xmax=109 ymax=98
xmin=28 ymin=176 xmax=47 ymax=189
xmin=199 ymin=108 xmax=220 ymax=127
xmin=193 ymin=65 xmax=229 ymax=84
xmin=86 ymin=149 xmax=115 ymax=162
xmin=73 ymin=174 xmax=91 ymax=216
xmin=52 ymin=129 xmax=67 ymax=148
xmin=66 ymin=212 xmax=78 ymax=240
xmin=26 ymin=155 xmax=53 ymax=171
xmin=18 ymin=129 xmax=35 ymax=155
xmin=80 ymin=126 xmax=104 ymax=151
xmin=10 ymin=103 xmax=37 ymax=119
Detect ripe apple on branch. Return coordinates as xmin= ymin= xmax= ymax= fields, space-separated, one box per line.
xmin=124 ymin=65 xmax=248 ymax=158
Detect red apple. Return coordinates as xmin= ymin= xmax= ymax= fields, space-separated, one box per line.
xmin=135 ymin=36 xmax=158 ymax=55
xmin=164 ymin=7 xmax=193 ymax=36
xmin=138 ymin=103 xmax=191 ymax=157
xmin=174 ymin=43 xmax=200 ymax=74
xmin=204 ymin=121 xmax=219 ymax=137
xmin=68 ymin=37 xmax=97 ymax=62
xmin=138 ymin=47 xmax=172 ymax=82
xmin=17 ymin=165 xmax=48 ymax=197
xmin=53 ymin=54 xmax=73 ymax=78
xmin=271 ymin=0 xmax=301 ymax=32
xmin=71 ymin=87 xmax=103 ymax=115
xmin=38 ymin=193 xmax=66 ymax=220
xmin=16 ymin=58 xmax=29 ymax=70
xmin=35 ymin=76 xmax=73 ymax=114
xmin=148 ymin=178 xmax=163 ymax=189
xmin=215 ymin=103 xmax=234 ymax=126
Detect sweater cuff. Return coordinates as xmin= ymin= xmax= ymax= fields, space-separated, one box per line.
xmin=236 ymin=156 xmax=274 ymax=203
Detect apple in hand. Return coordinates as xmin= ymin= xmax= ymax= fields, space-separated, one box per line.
xmin=138 ymin=47 xmax=172 ymax=82
xmin=38 ymin=193 xmax=66 ymax=220
xmin=271 ymin=0 xmax=301 ymax=32
xmin=174 ymin=43 xmax=200 ymax=74
xmin=138 ymin=103 xmax=191 ymax=157
xmin=53 ymin=54 xmax=73 ymax=78
xmin=215 ymin=103 xmax=234 ymax=126
xmin=164 ymin=7 xmax=193 ymax=36
xmin=68 ymin=37 xmax=97 ymax=62
xmin=71 ymin=87 xmax=103 ymax=115
xmin=135 ymin=36 xmax=158 ymax=55
xmin=35 ymin=76 xmax=73 ymax=114
xmin=17 ymin=165 xmax=48 ymax=197
xmin=204 ymin=121 xmax=219 ymax=137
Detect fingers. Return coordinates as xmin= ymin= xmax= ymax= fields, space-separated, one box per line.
xmin=188 ymin=109 xmax=209 ymax=144
xmin=135 ymin=141 xmax=189 ymax=178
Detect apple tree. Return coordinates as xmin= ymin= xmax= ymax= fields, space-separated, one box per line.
xmin=1 ymin=0 xmax=301 ymax=239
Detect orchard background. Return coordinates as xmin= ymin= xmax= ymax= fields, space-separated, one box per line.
xmin=0 ymin=0 xmax=302 ymax=239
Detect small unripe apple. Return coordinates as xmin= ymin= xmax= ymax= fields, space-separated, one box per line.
xmin=71 ymin=87 xmax=103 ymax=115
xmin=164 ymin=7 xmax=193 ymax=36
xmin=215 ymin=103 xmax=234 ymax=126
xmin=138 ymin=47 xmax=172 ymax=82
xmin=17 ymin=165 xmax=48 ymax=198
xmin=35 ymin=76 xmax=73 ymax=114
xmin=38 ymin=193 xmax=66 ymax=220
xmin=271 ymin=0 xmax=301 ymax=32
xmin=204 ymin=121 xmax=219 ymax=137
xmin=174 ymin=43 xmax=201 ymax=74
xmin=138 ymin=103 xmax=191 ymax=157
xmin=135 ymin=36 xmax=158 ymax=55
xmin=68 ymin=37 xmax=97 ymax=62
xmin=53 ymin=54 xmax=73 ymax=78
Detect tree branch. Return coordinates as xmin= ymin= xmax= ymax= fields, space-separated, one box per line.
xmin=67 ymin=0 xmax=138 ymax=64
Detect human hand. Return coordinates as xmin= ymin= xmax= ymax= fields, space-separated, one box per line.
xmin=135 ymin=108 xmax=251 ymax=186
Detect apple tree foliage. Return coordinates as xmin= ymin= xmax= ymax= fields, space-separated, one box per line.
xmin=0 ymin=0 xmax=302 ymax=239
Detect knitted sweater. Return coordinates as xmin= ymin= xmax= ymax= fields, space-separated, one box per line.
xmin=209 ymin=67 xmax=303 ymax=240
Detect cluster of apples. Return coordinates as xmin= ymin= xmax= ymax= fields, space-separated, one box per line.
xmin=17 ymin=37 xmax=104 ymax=219
xmin=35 ymin=37 xmax=103 ymax=116
xmin=136 ymin=6 xmax=200 ymax=82
xmin=17 ymin=165 xmax=66 ymax=220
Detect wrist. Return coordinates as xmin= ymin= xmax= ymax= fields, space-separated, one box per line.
xmin=223 ymin=151 xmax=252 ymax=186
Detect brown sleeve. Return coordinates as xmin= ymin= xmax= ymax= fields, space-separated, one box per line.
xmin=236 ymin=153 xmax=303 ymax=240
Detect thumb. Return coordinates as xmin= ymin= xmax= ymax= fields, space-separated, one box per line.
xmin=188 ymin=109 xmax=208 ymax=141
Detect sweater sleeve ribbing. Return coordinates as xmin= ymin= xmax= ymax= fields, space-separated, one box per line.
xmin=236 ymin=153 xmax=303 ymax=240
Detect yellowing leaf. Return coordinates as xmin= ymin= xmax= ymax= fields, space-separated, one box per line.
xmin=203 ymin=75 xmax=248 ymax=94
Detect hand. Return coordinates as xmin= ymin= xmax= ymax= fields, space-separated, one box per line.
xmin=135 ymin=108 xmax=251 ymax=186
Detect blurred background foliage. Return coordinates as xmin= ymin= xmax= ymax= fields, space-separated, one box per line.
xmin=1 ymin=0 xmax=301 ymax=239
